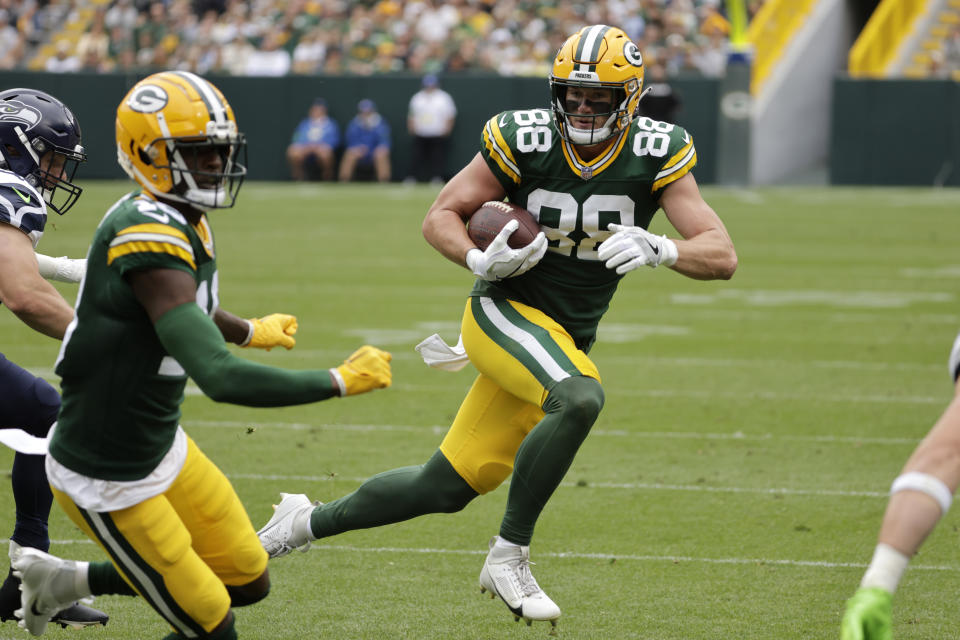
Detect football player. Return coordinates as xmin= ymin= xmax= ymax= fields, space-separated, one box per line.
xmin=258 ymin=25 xmax=736 ymax=630
xmin=841 ymin=338 xmax=960 ymax=639
xmin=0 ymin=87 xmax=110 ymax=630
xmin=9 ymin=71 xmax=392 ymax=639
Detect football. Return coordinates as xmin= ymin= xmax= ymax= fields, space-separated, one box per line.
xmin=467 ymin=201 xmax=541 ymax=251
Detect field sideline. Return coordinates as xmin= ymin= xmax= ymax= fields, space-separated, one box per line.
xmin=2 ymin=181 xmax=960 ymax=639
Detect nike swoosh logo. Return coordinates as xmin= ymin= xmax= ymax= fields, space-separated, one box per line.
xmin=12 ymin=187 xmax=31 ymax=203
xmin=142 ymin=210 xmax=170 ymax=224
xmin=499 ymin=113 xmax=509 ymax=128
xmin=644 ymin=238 xmax=659 ymax=255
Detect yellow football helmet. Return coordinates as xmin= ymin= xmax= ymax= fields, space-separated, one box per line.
xmin=116 ymin=71 xmax=246 ymax=210
xmin=550 ymin=25 xmax=645 ymax=145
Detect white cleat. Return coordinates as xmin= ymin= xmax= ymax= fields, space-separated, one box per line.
xmin=257 ymin=492 xmax=319 ymax=559
xmin=11 ymin=548 xmax=87 ymax=637
xmin=478 ymin=537 xmax=560 ymax=632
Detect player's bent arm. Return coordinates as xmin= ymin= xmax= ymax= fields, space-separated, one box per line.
xmin=215 ymin=307 xmax=298 ymax=350
xmin=423 ymin=152 xmax=506 ymax=268
xmin=128 ymin=268 xmax=339 ymax=405
xmin=659 ymin=173 xmax=737 ymax=281
xmin=0 ymin=223 xmax=74 ymax=339
xmin=156 ymin=303 xmax=339 ymax=406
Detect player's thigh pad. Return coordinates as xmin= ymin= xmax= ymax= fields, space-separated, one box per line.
xmin=165 ymin=437 xmax=268 ymax=587
xmin=441 ymin=297 xmax=600 ymax=494
xmin=52 ymin=485 xmax=230 ymax=637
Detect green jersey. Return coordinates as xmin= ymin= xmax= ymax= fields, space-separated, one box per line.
xmin=51 ymin=192 xmax=220 ymax=480
xmin=475 ymin=109 xmax=697 ymax=351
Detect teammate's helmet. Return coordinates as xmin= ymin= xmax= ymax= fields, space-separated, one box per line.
xmin=0 ymin=88 xmax=86 ymax=215
xmin=116 ymin=71 xmax=246 ymax=211
xmin=550 ymin=25 xmax=645 ymax=146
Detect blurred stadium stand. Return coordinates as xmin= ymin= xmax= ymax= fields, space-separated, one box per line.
xmin=0 ymin=0 xmax=957 ymax=186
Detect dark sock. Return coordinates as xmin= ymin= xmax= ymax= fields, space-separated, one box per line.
xmin=10 ymin=453 xmax=53 ymax=552
xmin=311 ymin=449 xmax=477 ymax=538
xmin=500 ymin=376 xmax=604 ymax=545
xmin=88 ymin=561 xmax=137 ymax=597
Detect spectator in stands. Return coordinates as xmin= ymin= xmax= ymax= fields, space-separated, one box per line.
xmin=339 ymin=99 xmax=391 ymax=183
xmin=407 ymin=74 xmax=457 ymax=184
xmin=287 ymin=98 xmax=341 ymax=182
xmin=291 ymin=28 xmax=327 ymax=74
xmin=0 ymin=9 xmax=21 ymax=69
xmin=244 ymin=28 xmax=291 ymax=76
xmin=76 ymin=9 xmax=110 ymax=66
xmin=45 ymin=41 xmax=80 ymax=73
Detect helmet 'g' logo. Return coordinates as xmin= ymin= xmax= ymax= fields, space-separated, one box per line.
xmin=623 ymin=42 xmax=644 ymax=67
xmin=0 ymin=100 xmax=41 ymax=130
xmin=127 ymin=85 xmax=168 ymax=113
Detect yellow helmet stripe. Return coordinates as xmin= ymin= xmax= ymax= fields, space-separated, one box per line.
xmin=574 ymin=25 xmax=611 ymax=71
xmin=483 ymin=116 xmax=521 ymax=184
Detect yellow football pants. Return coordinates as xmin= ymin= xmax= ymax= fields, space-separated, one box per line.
xmin=52 ymin=436 xmax=267 ymax=637
xmin=439 ymin=296 xmax=600 ymax=494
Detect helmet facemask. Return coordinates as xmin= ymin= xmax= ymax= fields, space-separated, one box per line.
xmin=550 ymin=80 xmax=632 ymax=145
xmin=157 ymin=123 xmax=247 ymax=211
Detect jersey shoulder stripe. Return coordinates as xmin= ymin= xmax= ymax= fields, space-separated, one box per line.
xmin=102 ymin=193 xmax=198 ymax=273
xmin=652 ymin=134 xmax=697 ymax=191
xmin=482 ymin=113 xmax=521 ymax=184
xmin=107 ymin=223 xmax=196 ymax=269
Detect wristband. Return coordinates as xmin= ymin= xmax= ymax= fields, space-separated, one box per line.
xmin=329 ymin=368 xmax=346 ymax=396
xmin=240 ymin=319 xmax=255 ymax=347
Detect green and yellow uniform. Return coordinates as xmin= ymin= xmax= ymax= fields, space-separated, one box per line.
xmin=47 ymin=192 xmax=337 ymax=637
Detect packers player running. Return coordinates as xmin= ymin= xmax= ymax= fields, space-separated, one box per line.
xmin=0 ymin=88 xmax=109 ymax=630
xmin=841 ymin=336 xmax=960 ymax=639
xmin=258 ymin=25 xmax=736 ymax=629
xmin=10 ymin=71 xmax=392 ymax=639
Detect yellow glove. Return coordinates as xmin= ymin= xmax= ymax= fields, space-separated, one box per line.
xmin=330 ymin=345 xmax=392 ymax=396
xmin=241 ymin=314 xmax=298 ymax=350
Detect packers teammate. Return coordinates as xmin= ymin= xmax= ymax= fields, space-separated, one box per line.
xmin=0 ymin=87 xmax=110 ymax=630
xmin=258 ymin=25 xmax=736 ymax=629
xmin=10 ymin=72 xmax=392 ymax=639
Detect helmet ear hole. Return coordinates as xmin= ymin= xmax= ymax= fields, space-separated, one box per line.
xmin=136 ymin=146 xmax=152 ymax=166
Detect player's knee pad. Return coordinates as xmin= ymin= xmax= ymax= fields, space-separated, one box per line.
xmin=420 ymin=451 xmax=478 ymax=513
xmin=544 ymin=376 xmax=605 ymax=427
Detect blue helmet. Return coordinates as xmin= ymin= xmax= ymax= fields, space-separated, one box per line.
xmin=0 ymin=88 xmax=86 ymax=215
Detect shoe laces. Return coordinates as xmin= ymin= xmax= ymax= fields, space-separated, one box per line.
xmin=508 ymin=557 xmax=542 ymax=597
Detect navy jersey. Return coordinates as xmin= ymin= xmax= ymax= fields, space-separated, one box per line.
xmin=0 ymin=168 xmax=46 ymax=248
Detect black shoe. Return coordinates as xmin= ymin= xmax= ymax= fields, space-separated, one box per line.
xmin=0 ymin=568 xmax=107 ymax=629
xmin=0 ymin=567 xmax=20 ymax=622
xmin=49 ymin=601 xmax=109 ymax=629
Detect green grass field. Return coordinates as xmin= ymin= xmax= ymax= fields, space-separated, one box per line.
xmin=2 ymin=181 xmax=960 ymax=639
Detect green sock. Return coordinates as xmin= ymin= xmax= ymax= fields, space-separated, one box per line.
xmin=88 ymin=561 xmax=137 ymax=597
xmin=500 ymin=376 xmax=604 ymax=545
xmin=311 ymin=450 xmax=477 ymax=538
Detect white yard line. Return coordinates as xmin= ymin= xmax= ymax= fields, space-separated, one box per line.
xmin=13 ymin=538 xmax=958 ymax=572
xmin=185 ymin=419 xmax=920 ymax=446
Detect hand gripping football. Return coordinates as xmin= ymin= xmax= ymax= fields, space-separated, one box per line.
xmin=467 ymin=201 xmax=541 ymax=251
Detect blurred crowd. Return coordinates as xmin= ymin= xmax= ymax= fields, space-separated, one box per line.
xmin=0 ymin=0 xmax=766 ymax=78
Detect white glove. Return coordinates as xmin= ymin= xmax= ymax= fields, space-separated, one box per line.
xmin=465 ymin=220 xmax=548 ymax=281
xmin=597 ymin=223 xmax=678 ymax=274
xmin=35 ymin=253 xmax=86 ymax=283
